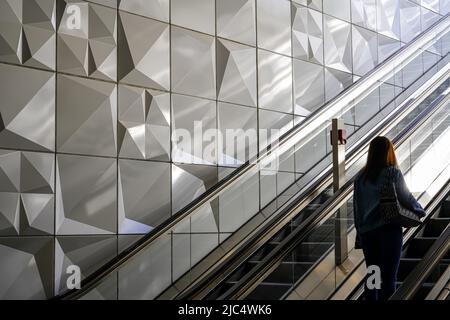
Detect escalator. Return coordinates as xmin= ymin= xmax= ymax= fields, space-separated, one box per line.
xmin=196 ymin=78 xmax=450 ymax=300
xmin=393 ymin=194 xmax=450 ymax=300
xmin=423 ymin=244 xmax=450 ymax=300
xmin=55 ymin=14 xmax=450 ymax=300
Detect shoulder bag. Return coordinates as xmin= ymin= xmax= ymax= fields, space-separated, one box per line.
xmin=379 ymin=169 xmax=422 ymax=228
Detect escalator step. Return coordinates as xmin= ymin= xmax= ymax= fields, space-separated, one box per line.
xmin=291 ymin=206 xmax=322 ymax=227
xmin=289 ymin=242 xmax=333 ymax=263
xmin=422 ymin=218 xmax=450 ymax=237
xmin=402 ymin=238 xmax=437 ymax=259
xmin=252 ymin=243 xmax=278 ymax=261
xmin=245 ymin=282 xmax=291 ymax=300
xmin=206 ymin=282 xmax=235 ymax=300
xmin=426 ymin=262 xmax=450 ymax=283
xmin=396 ymin=260 xmax=448 ymax=284
xmin=227 ymin=263 xmax=257 ymax=282
xmin=412 ymin=283 xmax=434 ymax=300
xmin=247 ymin=261 xmax=314 ymax=285
xmin=270 ymin=225 xmax=293 ymax=242
xmin=440 ymin=200 xmax=450 ymax=217
xmin=304 ymin=224 xmax=334 ymax=242
xmin=397 ymin=258 xmax=421 ymax=282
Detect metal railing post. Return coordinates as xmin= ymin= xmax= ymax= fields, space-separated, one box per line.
xmin=331 ymin=118 xmax=348 ymax=265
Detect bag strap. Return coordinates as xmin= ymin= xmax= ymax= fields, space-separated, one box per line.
xmin=379 ymin=167 xmax=397 ymax=197
xmin=385 ymin=166 xmax=397 ymax=182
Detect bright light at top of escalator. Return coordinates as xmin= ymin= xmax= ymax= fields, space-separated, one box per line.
xmin=404 ymin=118 xmax=450 ymax=196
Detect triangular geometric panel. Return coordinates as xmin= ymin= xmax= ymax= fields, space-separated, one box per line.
xmin=54 ymin=236 xmax=116 ymax=295
xmin=352 ymin=25 xmax=378 ymax=76
xmin=118 ymin=160 xmax=171 ymax=234
xmin=171 ymin=26 xmax=216 ymax=99
xmin=0 ymin=237 xmax=54 ymax=299
xmin=0 ymin=150 xmax=21 ymax=193
xmin=294 ymin=59 xmax=324 ymax=117
xmin=324 ymin=67 xmax=354 ymax=103
xmin=20 ymin=193 xmax=54 ymax=235
xmin=0 ymin=0 xmax=22 ymax=63
xmin=118 ymin=85 xmax=170 ymax=161
xmin=0 ymin=63 xmax=55 ymax=152
xmin=20 ymin=152 xmax=54 ymax=194
xmin=324 ymin=15 xmax=352 ymax=73
xmin=171 ymin=163 xmax=219 ymax=233
xmin=377 ymin=0 xmax=401 ymax=41
xmin=217 ymin=102 xmax=257 ymax=166
xmin=119 ymin=0 xmax=170 ymax=22
xmin=6 ymin=79 xmax=55 ymax=151
xmin=172 ymin=163 xmax=218 ymax=214
xmin=0 ymin=0 xmax=56 ymax=70
xmin=292 ymin=4 xmax=323 ymax=64
xmin=0 ymin=192 xmax=21 ymax=235
xmin=57 ymin=36 xmax=89 ymax=74
xmin=57 ymin=75 xmax=117 ymax=157
xmin=118 ymin=11 xmax=169 ymax=90
xmin=217 ymin=0 xmax=256 ymax=46
xmin=171 ymin=94 xmax=217 ymax=165
xmin=147 ymin=125 xmax=171 ymax=161
xmin=0 ymin=149 xmax=54 ymax=237
xmin=55 ymin=155 xmax=117 ymax=235
xmin=57 ymin=1 xmax=116 ymax=81
xmin=217 ymin=39 xmax=256 ymax=107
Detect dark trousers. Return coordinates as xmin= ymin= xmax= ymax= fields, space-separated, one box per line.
xmin=360 ymin=224 xmax=403 ymax=301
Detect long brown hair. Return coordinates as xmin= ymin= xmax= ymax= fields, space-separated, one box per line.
xmin=363 ymin=136 xmax=399 ymax=183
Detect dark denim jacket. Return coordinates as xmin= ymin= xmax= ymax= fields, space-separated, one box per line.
xmin=353 ymin=166 xmax=425 ymax=239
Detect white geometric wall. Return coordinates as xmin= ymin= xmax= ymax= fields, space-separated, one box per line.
xmin=0 ymin=0 xmax=447 ymax=299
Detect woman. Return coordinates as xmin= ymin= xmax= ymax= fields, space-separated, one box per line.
xmin=353 ymin=136 xmax=425 ymax=300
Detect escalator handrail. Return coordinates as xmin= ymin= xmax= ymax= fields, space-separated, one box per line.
xmin=178 ymin=65 xmax=450 ymax=299
xmin=55 ymin=13 xmax=450 ymax=300
xmin=425 ymin=265 xmax=450 ymax=300
xmin=390 ymin=224 xmax=450 ymax=300
xmin=219 ymin=90 xmax=450 ymax=300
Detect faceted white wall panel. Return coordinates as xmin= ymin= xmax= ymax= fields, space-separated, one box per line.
xmin=400 ymin=0 xmax=422 ymax=43
xmin=292 ymin=4 xmax=324 ymax=64
xmin=57 ymin=75 xmax=117 ymax=157
xmin=118 ymin=160 xmax=170 ymax=234
xmin=324 ymin=67 xmax=353 ymax=102
xmin=0 ymin=63 xmax=55 ymax=152
xmin=0 ymin=0 xmax=446 ymax=300
xmin=119 ymin=0 xmax=169 ymax=22
xmin=171 ymin=0 xmax=215 ymax=35
xmin=258 ymin=50 xmax=293 ymax=113
xmin=56 ymin=154 xmax=117 ymax=235
xmin=294 ymin=59 xmax=325 ymax=116
xmin=324 ymin=0 xmax=351 ymax=21
xmin=351 ymin=0 xmax=377 ymax=31
xmin=324 ymin=15 xmax=352 ymax=73
xmin=257 ymin=0 xmax=292 ymax=55
xmin=217 ymin=0 xmax=256 ymax=46
xmin=352 ymin=26 xmax=378 ymax=76
xmin=171 ymin=94 xmax=217 ymax=165
xmin=58 ymin=0 xmax=117 ymax=81
xmin=171 ymin=26 xmax=216 ymax=99
xmin=0 ymin=0 xmax=56 ymax=70
xmin=118 ymin=85 xmax=170 ymax=161
xmin=377 ymin=0 xmax=401 ymax=40
xmin=118 ymin=11 xmax=170 ymax=90
xmin=218 ymin=102 xmax=257 ymax=166
xmin=217 ymin=39 xmax=257 ymax=107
